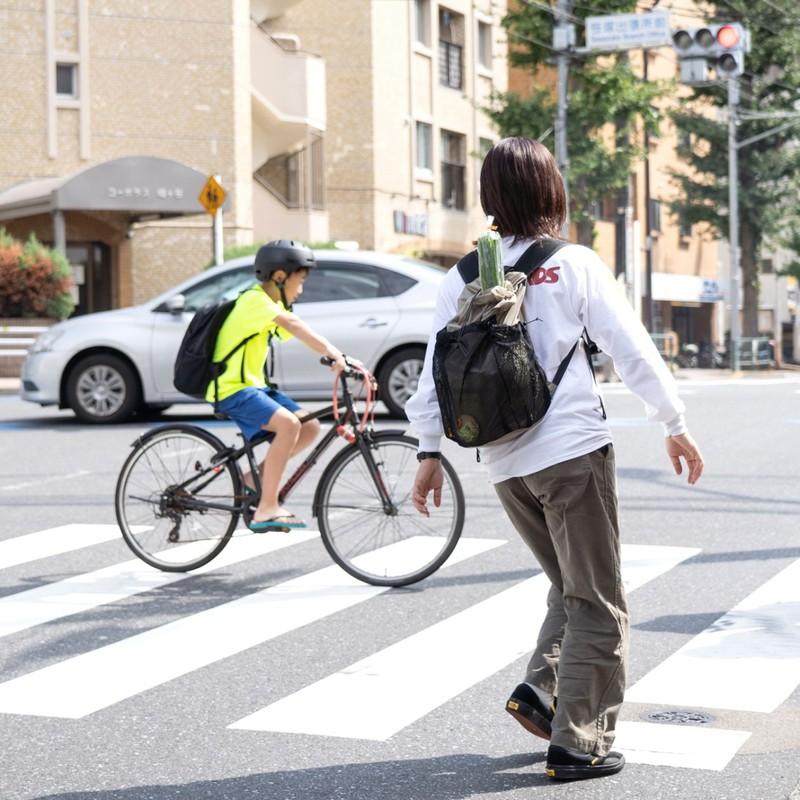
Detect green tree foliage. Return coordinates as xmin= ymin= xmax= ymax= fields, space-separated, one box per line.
xmin=487 ymin=0 xmax=667 ymax=245
xmin=670 ymin=1 xmax=800 ymax=336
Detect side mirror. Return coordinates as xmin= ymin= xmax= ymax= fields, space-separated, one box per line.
xmin=167 ymin=294 xmax=186 ymax=315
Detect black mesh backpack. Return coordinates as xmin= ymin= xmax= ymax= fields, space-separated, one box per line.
xmin=432 ymin=238 xmax=602 ymax=448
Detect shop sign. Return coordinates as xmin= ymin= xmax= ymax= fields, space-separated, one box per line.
xmin=393 ymin=210 xmax=429 ymax=237
xmin=700 ymin=279 xmax=723 ymax=302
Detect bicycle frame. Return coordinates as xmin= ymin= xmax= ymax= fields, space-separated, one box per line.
xmin=161 ymin=371 xmax=397 ymax=518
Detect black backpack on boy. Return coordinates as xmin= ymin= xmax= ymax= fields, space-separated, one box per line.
xmin=173 ymin=297 xmax=257 ymax=406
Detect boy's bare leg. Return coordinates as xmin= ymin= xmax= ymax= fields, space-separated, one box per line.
xmin=252 ymin=409 xmax=301 ymax=522
xmin=243 ymin=413 xmax=321 ymax=492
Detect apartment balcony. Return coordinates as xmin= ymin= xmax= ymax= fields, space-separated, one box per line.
xmin=250 ymin=24 xmax=326 ymax=155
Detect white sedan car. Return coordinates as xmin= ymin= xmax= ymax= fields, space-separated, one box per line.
xmin=21 ymin=250 xmax=445 ymax=423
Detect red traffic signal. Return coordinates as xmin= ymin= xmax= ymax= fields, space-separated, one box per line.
xmin=716 ymin=25 xmax=741 ymax=49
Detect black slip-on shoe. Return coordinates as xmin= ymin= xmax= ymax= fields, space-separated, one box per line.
xmin=505 ymin=683 xmax=556 ymax=741
xmin=545 ymin=744 xmax=625 ymax=781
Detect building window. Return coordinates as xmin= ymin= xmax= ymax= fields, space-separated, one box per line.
xmin=679 ymin=218 xmax=692 ymax=238
xmin=477 ymin=21 xmax=492 ymax=69
xmin=761 ymin=258 xmax=774 ymax=274
xmin=441 ymin=129 xmax=466 ymax=210
xmin=478 ymin=137 xmax=493 ymax=158
xmin=414 ymin=0 xmax=431 ymax=46
xmin=648 ymin=199 xmax=662 ymax=233
xmin=56 ymin=63 xmax=78 ymax=98
xmin=438 ymin=7 xmax=463 ymax=89
xmin=416 ymin=122 xmax=433 ymax=171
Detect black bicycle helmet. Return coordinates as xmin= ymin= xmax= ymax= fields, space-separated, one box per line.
xmin=254 ymin=240 xmax=315 ymax=283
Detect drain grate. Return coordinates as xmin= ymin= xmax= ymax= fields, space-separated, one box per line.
xmin=641 ymin=709 xmax=716 ymax=726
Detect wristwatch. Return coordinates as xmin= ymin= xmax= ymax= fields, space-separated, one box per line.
xmin=416 ymin=451 xmax=442 ymax=462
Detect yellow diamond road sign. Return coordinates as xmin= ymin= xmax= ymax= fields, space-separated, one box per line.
xmin=199 ymin=175 xmax=226 ymax=216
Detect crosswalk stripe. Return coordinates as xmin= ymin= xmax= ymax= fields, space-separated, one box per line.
xmin=0 ymin=524 xmax=140 ymax=571
xmin=615 ymin=721 xmax=751 ymax=771
xmin=228 ymin=544 xmax=700 ymax=741
xmin=625 ymin=556 xmax=800 ymax=713
xmin=0 ymin=530 xmax=319 ymax=640
xmin=0 ymin=536 xmax=503 ymax=718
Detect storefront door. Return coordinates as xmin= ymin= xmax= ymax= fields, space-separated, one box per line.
xmin=67 ymin=243 xmax=112 ymax=316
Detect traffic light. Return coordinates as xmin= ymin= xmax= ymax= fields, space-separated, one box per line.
xmin=671 ymin=22 xmax=748 ymax=82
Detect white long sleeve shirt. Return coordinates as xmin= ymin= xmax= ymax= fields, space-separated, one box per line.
xmin=405 ymin=237 xmax=687 ymax=484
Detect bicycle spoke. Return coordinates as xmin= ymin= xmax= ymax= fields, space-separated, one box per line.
xmin=317 ymin=436 xmax=463 ymax=585
xmin=117 ymin=429 xmax=239 ymax=571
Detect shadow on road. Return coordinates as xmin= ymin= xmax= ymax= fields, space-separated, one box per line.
xmin=33 ymin=752 xmax=552 ymax=800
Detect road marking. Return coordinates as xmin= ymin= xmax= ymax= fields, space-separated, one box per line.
xmin=0 ymin=524 xmax=140 ymax=571
xmin=229 ymin=544 xmax=700 ymax=740
xmin=626 ymin=557 xmax=800 ymax=713
xmin=0 ymin=469 xmax=90 ymax=492
xmin=0 ymin=536 xmax=503 ymax=718
xmin=615 ymin=721 xmax=750 ymax=771
xmin=0 ymin=531 xmax=319 ymax=640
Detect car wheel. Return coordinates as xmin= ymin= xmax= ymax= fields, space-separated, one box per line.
xmin=378 ymin=347 xmax=425 ymax=419
xmin=66 ymin=354 xmax=141 ymax=424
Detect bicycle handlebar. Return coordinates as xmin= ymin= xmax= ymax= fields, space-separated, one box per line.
xmin=319 ymin=356 xmax=366 ymax=381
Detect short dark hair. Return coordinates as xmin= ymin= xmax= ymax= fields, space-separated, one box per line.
xmin=479 ymin=137 xmax=566 ymax=242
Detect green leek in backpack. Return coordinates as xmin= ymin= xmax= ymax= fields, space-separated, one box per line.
xmin=477 ymin=228 xmax=503 ymax=291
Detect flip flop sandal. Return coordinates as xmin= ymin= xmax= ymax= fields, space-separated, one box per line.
xmin=248 ymin=515 xmax=308 ymax=533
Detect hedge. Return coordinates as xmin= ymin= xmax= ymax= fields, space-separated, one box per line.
xmin=0 ymin=229 xmax=75 ymax=320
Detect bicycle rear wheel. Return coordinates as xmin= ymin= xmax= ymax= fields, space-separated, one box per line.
xmin=316 ymin=432 xmax=464 ymax=587
xmin=115 ymin=425 xmax=241 ymax=571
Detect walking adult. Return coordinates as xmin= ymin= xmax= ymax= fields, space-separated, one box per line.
xmin=405 ymin=137 xmax=704 ymax=781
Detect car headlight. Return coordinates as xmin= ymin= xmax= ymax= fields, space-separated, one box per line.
xmin=29 ymin=328 xmax=65 ymax=354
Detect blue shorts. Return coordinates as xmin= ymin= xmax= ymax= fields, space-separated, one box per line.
xmin=216 ymin=386 xmax=302 ymax=442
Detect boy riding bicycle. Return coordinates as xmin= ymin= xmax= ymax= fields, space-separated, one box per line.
xmin=207 ymin=240 xmax=358 ymax=532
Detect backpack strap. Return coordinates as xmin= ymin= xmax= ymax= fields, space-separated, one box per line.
xmin=456 ymin=237 xmax=568 ymax=283
xmin=549 ymin=328 xmax=607 ymax=419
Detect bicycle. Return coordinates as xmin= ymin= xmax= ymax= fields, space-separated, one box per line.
xmin=114 ymin=359 xmax=465 ymax=587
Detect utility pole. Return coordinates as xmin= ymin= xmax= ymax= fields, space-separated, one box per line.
xmin=728 ymin=79 xmax=741 ymax=372
xmin=643 ymin=48 xmax=655 ymax=332
xmin=553 ymin=0 xmax=574 ymax=239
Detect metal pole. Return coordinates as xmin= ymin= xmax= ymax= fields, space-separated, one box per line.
xmin=643 ymin=51 xmax=655 ymax=332
xmin=728 ymin=79 xmax=741 ymax=372
xmin=213 ymin=174 xmax=224 ymax=267
xmin=555 ymin=0 xmax=571 ymax=239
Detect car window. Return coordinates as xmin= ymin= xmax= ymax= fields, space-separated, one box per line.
xmin=295 ymin=264 xmax=388 ymax=304
xmin=379 ymin=269 xmax=417 ymax=296
xmin=180 ymin=268 xmax=256 ymax=312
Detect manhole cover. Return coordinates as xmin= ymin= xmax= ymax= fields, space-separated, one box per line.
xmin=641 ymin=709 xmax=716 ymax=726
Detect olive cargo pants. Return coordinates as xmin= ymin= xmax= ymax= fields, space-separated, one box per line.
xmin=494 ymin=445 xmax=629 ymax=756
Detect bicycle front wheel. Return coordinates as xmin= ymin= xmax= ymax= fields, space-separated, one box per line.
xmin=316 ymin=432 xmax=464 ymax=587
xmin=115 ymin=425 xmax=241 ymax=572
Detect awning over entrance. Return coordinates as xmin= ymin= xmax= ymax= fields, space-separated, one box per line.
xmin=0 ymin=156 xmax=230 ymax=222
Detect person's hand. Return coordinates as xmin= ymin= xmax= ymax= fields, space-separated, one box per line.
xmin=411 ymin=459 xmax=444 ymax=517
xmin=325 ymin=352 xmax=347 ymax=373
xmin=666 ymin=433 xmax=704 ymax=485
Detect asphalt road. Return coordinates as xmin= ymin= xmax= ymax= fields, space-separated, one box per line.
xmin=1 ymin=377 xmax=799 ymax=800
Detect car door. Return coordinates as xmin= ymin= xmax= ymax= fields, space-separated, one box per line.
xmin=275 ymin=261 xmax=401 ymax=394
xmin=150 ymin=267 xmax=257 ymax=397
